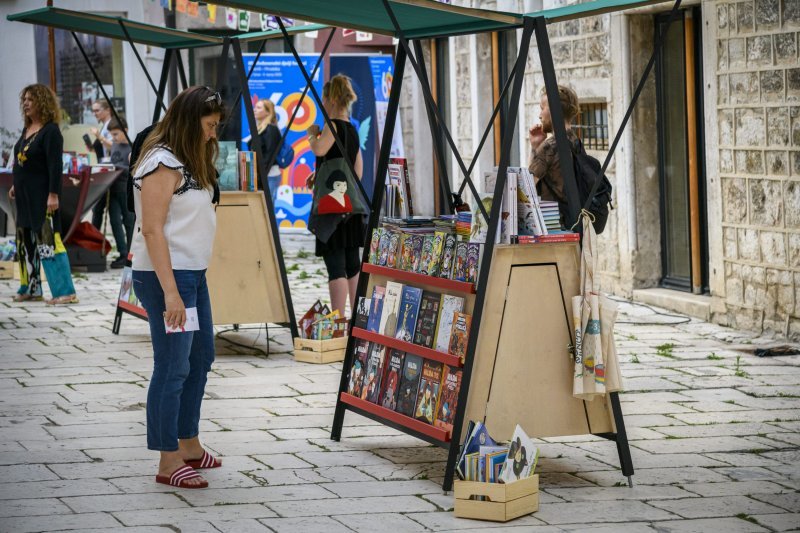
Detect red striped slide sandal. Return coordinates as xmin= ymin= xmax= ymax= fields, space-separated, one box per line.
xmin=155 ymin=465 xmax=208 ymax=489
xmin=184 ymin=449 xmax=222 ymax=469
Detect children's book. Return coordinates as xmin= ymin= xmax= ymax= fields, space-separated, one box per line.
xmin=413 ymin=290 xmax=441 ymax=348
xmin=452 ymin=241 xmax=468 ymax=282
xmin=378 ymin=281 xmax=404 ymax=337
xmin=362 ymin=343 xmax=387 ymax=403
xmin=498 ymin=424 xmax=539 ymax=483
xmin=388 ymin=157 xmax=414 ymax=217
xmin=395 ymin=354 xmax=423 ymax=417
xmin=347 ymin=339 xmax=371 ymax=398
xmin=354 ymin=296 xmax=370 ymax=330
xmin=368 ymin=228 xmax=383 ymax=264
xmin=365 ymin=286 xmax=386 ymax=333
xmin=466 ymin=243 xmax=480 ymax=284
xmin=434 ymin=365 xmax=462 ymax=433
xmin=394 ymin=286 xmax=423 ymax=343
xmin=439 ymin=234 xmax=457 ymax=279
xmin=379 ymin=349 xmax=405 ymax=411
xmin=427 ymin=231 xmax=446 ymax=277
xmin=414 ymin=360 xmax=443 ymax=424
xmin=299 ymin=300 xmax=328 ymax=339
xmin=377 ymin=230 xmax=392 ymax=266
xmin=418 ymin=235 xmax=434 ymax=276
xmin=409 ymin=235 xmax=424 ymax=272
xmin=386 ymin=231 xmax=402 ymax=269
xmin=397 ymin=233 xmax=413 ymax=271
xmin=448 ymin=312 xmax=472 ymax=359
xmin=433 ymin=295 xmax=465 ymax=353
xmin=456 ymin=421 xmax=497 ymax=479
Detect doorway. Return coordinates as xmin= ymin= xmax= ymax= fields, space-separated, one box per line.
xmin=654 ymin=7 xmax=708 ymax=293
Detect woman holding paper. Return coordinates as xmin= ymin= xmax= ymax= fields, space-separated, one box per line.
xmin=130 ymin=86 xmax=225 ymax=489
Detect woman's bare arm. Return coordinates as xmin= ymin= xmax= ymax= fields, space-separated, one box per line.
xmin=139 ymin=166 xmax=185 ymax=328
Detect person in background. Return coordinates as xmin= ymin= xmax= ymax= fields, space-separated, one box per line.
xmin=107 ymin=118 xmax=133 ymax=269
xmin=130 ymin=86 xmax=224 ymax=489
xmin=528 ymin=85 xmax=580 ymax=226
xmin=9 ymin=83 xmax=78 ymax=304
xmin=307 ymin=74 xmax=363 ymax=318
xmin=249 ymin=98 xmax=282 ymax=205
xmin=90 ymin=98 xmax=114 ymax=230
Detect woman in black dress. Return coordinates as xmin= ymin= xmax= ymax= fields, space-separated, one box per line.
xmin=307 ymin=75 xmax=363 ymax=317
xmin=9 ymin=84 xmax=77 ymax=304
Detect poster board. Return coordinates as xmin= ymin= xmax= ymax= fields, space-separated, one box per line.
xmin=206 ymin=191 xmax=289 ymax=325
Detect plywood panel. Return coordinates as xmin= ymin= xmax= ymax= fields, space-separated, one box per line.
xmin=207 ymin=192 xmax=289 ymax=325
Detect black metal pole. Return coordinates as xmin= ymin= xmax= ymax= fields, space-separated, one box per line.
xmin=331 ymin=45 xmax=407 ymax=442
xmin=442 ymin=16 xmax=535 ymax=493
xmin=275 ymin=18 xmax=371 ymax=207
xmin=610 ymin=391 xmax=635 ymax=486
xmin=231 ymin=37 xmax=299 ymax=338
xmin=175 ymin=49 xmax=189 ymax=90
xmin=153 ymin=49 xmax=172 ymax=124
xmin=117 ymin=20 xmax=166 ymax=112
xmin=412 ymin=40 xmax=454 ymax=214
xmin=71 ymin=32 xmax=132 ymax=145
xmin=165 ymin=9 xmax=178 ymax=104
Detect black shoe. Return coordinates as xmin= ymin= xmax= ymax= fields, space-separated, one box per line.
xmin=110 ymin=257 xmax=126 ymax=269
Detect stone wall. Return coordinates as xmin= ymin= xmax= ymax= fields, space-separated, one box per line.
xmin=715 ymin=0 xmax=800 ymax=338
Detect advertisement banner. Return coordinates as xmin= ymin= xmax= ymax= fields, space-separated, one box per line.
xmin=242 ymin=54 xmax=324 ymax=229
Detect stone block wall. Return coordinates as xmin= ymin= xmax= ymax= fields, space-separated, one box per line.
xmin=715 ymin=0 xmax=800 ymax=338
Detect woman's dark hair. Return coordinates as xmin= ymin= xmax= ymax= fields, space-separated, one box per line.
xmin=134 ymin=86 xmax=225 ymax=190
xmin=325 ymin=169 xmax=348 ymax=190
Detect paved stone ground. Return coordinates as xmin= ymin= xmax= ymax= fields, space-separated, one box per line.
xmin=1 ymin=233 xmax=799 ymax=532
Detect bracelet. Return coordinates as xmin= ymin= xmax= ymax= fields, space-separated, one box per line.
xmin=307 ymin=134 xmax=316 ymax=142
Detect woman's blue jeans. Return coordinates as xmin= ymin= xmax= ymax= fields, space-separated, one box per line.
xmin=132 ymin=269 xmax=215 ymax=451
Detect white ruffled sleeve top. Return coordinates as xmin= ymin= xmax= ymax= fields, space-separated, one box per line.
xmin=130 ymin=146 xmax=217 ymax=271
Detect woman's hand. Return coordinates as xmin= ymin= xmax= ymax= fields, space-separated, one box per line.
xmin=89 ymin=127 xmax=100 ymax=139
xmin=306 ymin=171 xmax=316 ymax=189
xmin=163 ymin=290 xmax=186 ymax=329
xmin=529 ymin=124 xmax=546 ymax=151
xmin=306 ymin=125 xmax=320 ymax=138
xmin=46 ymin=193 xmax=59 ymax=214
xmin=8 ymin=186 xmax=14 ymax=200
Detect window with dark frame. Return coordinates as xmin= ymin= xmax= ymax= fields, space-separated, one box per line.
xmin=575 ymin=102 xmax=609 ymax=150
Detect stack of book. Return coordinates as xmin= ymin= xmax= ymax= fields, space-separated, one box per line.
xmin=238 ymin=150 xmax=258 ymax=191
xmin=457 ymin=421 xmax=539 ymax=483
xmin=385 ymin=158 xmax=414 ymax=218
xmin=298 ymin=300 xmax=348 ymax=340
xmin=539 ymin=200 xmax=561 ymax=233
xmin=456 ymin=211 xmax=472 ymax=240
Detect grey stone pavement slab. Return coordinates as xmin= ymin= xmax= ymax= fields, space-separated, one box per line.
xmin=0 ymin=233 xmax=799 ymax=531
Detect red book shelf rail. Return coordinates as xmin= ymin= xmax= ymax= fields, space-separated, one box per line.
xmin=340 ymin=392 xmax=450 ymax=442
xmin=118 ymin=300 xmax=147 ymax=319
xmin=351 ymin=327 xmax=463 ymax=368
xmin=362 ymin=263 xmax=476 ymax=294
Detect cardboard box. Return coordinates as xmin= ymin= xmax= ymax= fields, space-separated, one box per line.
xmin=293 ymin=336 xmax=347 ymax=364
xmin=454 ymin=474 xmax=539 ymax=522
xmin=0 ymin=261 xmax=14 ymax=279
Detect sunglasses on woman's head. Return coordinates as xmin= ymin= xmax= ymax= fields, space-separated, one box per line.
xmin=204 ymin=90 xmax=222 ymax=105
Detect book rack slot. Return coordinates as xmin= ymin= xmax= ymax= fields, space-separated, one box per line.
xmin=362 ymin=263 xmax=477 ymax=294
xmin=352 ymin=327 xmax=463 ymax=368
xmin=340 ymin=392 xmax=450 ymax=442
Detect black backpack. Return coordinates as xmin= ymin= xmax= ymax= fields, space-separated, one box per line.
xmin=540 ymin=138 xmax=613 ymax=234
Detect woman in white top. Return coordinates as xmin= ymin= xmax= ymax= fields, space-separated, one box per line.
xmin=130 ymin=86 xmax=224 ymax=489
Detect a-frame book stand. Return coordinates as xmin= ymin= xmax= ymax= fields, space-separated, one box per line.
xmin=328 ymin=5 xmax=641 ymax=493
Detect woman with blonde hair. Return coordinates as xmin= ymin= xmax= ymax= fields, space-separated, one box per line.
xmin=130 ymin=86 xmax=224 ymax=489
xmin=249 ymin=98 xmax=282 ymax=203
xmin=307 ymin=74 xmax=364 ymax=317
xmin=9 ymin=83 xmax=78 ymax=304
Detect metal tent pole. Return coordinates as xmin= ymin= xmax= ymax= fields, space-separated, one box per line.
xmin=153 ymin=49 xmax=173 ymax=124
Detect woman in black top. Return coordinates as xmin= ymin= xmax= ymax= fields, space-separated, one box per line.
xmin=248 ymin=98 xmax=282 ymax=204
xmin=307 ymin=75 xmax=364 ymax=317
xmin=9 ymin=84 xmax=77 ymax=304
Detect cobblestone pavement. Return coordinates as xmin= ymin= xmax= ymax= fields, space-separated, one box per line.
xmin=1 ymin=233 xmax=799 ymax=532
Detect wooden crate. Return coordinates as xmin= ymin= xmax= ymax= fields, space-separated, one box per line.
xmin=0 ymin=261 xmax=14 ymax=279
xmin=293 ymin=336 xmax=348 ymax=364
xmin=454 ymin=474 xmax=539 ymax=522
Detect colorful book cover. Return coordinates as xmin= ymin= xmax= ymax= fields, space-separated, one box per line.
xmin=434 ymin=366 xmax=463 ymax=433
xmin=409 ymin=235 xmax=424 ymax=273
xmin=418 ymin=235 xmax=435 ymax=276
xmin=377 ymin=230 xmax=392 ymax=266
xmin=365 ymin=286 xmax=386 ymax=333
xmin=426 ymin=231 xmax=446 ymax=277
xmin=347 ymin=339 xmax=371 ymax=398
xmin=397 ymin=233 xmax=412 ymax=271
xmin=452 ymin=241 xmax=468 ymax=282
xmin=395 ymin=354 xmax=423 ymax=417
xmin=414 ymin=360 xmax=444 ymax=424
xmin=433 ymin=294 xmax=465 ymax=353
xmin=386 ymin=231 xmax=402 ymax=269
xmin=466 ymin=243 xmax=480 ymax=284
xmin=456 ymin=421 xmax=497 ymax=479
xmin=362 ymin=343 xmax=387 ymax=403
xmin=439 ymin=234 xmax=457 ymax=279
xmin=378 ymin=281 xmax=404 ymax=337
xmin=498 ymin=424 xmax=539 ymax=483
xmin=368 ymin=228 xmax=383 ymax=264
xmin=379 ymin=349 xmax=405 ymax=411
xmin=448 ymin=312 xmax=472 ymax=359
xmin=354 ymin=297 xmax=370 ymax=330
xmin=299 ymin=299 xmax=326 ymax=339
xmin=394 ymin=286 xmax=423 ymax=343
xmin=389 ymin=157 xmax=414 ymax=216
xmin=413 ymin=290 xmax=441 ymax=348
